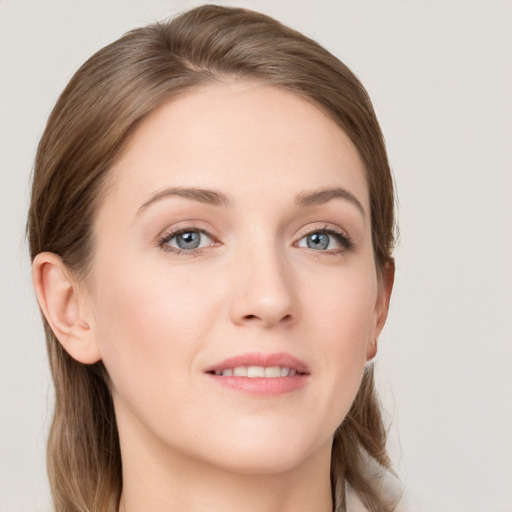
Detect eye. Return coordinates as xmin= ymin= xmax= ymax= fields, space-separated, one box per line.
xmin=159 ymin=228 xmax=214 ymax=252
xmin=296 ymin=229 xmax=352 ymax=252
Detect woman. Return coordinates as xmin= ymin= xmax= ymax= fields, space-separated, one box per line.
xmin=28 ymin=5 xmax=400 ymax=511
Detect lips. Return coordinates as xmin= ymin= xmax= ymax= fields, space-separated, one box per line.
xmin=204 ymin=352 xmax=310 ymax=396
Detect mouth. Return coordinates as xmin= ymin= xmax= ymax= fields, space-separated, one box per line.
xmin=204 ymin=352 xmax=310 ymax=396
xmin=204 ymin=351 xmax=309 ymax=376
xmin=208 ymin=366 xmax=305 ymax=378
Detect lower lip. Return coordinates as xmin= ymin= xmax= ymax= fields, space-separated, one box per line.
xmin=206 ymin=374 xmax=309 ymax=396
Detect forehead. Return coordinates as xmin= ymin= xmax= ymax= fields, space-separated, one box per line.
xmin=104 ymin=80 xmax=369 ymax=213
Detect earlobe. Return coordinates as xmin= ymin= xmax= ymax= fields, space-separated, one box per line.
xmin=32 ymin=252 xmax=101 ymax=364
xmin=366 ymin=339 xmax=378 ymax=361
xmin=367 ymin=259 xmax=395 ymax=361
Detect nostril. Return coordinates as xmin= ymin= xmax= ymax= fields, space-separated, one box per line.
xmin=242 ymin=313 xmax=293 ymax=324
xmin=280 ymin=314 xmax=294 ymax=326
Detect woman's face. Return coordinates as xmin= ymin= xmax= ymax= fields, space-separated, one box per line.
xmin=83 ymin=81 xmax=391 ymax=475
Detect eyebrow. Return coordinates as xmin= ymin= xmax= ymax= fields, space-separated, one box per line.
xmin=137 ymin=187 xmax=230 ymax=215
xmin=295 ymin=187 xmax=366 ymax=217
xmin=137 ymin=185 xmax=365 ymax=217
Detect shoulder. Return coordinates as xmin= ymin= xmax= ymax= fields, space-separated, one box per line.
xmin=345 ymin=483 xmax=370 ymax=512
xmin=345 ymin=455 xmax=407 ymax=512
xmin=345 ymin=450 xmax=441 ymax=512
xmin=346 ymin=482 xmax=411 ymax=511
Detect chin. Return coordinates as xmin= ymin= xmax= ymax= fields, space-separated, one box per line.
xmin=194 ymin=421 xmax=333 ymax=476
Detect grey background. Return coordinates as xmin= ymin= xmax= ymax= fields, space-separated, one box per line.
xmin=1 ymin=1 xmax=511 ymax=511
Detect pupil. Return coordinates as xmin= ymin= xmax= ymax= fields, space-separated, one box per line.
xmin=307 ymin=233 xmax=329 ymax=250
xmin=177 ymin=231 xmax=200 ymax=249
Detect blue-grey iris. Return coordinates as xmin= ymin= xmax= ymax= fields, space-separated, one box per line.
xmin=307 ymin=232 xmax=329 ymax=250
xmin=176 ymin=231 xmax=201 ymax=249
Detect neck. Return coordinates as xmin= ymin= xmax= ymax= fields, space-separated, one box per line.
xmin=119 ymin=461 xmax=333 ymax=512
xmin=116 ymin=412 xmax=333 ymax=512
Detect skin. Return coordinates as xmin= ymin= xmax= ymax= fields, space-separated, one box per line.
xmin=33 ymin=81 xmax=393 ymax=512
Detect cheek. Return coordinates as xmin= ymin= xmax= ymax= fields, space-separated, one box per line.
xmin=306 ymin=262 xmax=378 ymax=349
xmin=87 ymin=258 xmax=218 ymax=398
xmin=305 ymin=266 xmax=378 ymax=422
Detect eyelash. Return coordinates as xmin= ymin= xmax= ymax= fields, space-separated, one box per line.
xmin=157 ymin=225 xmax=354 ymax=255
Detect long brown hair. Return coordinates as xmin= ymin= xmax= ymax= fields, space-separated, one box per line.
xmin=28 ymin=5 xmax=397 ymax=511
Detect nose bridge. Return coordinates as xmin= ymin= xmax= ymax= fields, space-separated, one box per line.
xmin=229 ymin=231 xmax=296 ymax=328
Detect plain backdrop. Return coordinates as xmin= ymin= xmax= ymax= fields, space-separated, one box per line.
xmin=1 ymin=1 xmax=511 ymax=511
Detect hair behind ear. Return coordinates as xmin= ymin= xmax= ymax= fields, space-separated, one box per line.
xmin=46 ymin=337 xmax=121 ymax=512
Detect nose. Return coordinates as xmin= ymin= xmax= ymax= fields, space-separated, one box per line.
xmin=228 ymin=246 xmax=297 ymax=328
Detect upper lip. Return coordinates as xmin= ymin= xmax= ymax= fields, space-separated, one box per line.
xmin=204 ymin=352 xmax=310 ymax=374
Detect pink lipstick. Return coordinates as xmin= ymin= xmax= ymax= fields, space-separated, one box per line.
xmin=204 ymin=352 xmax=310 ymax=396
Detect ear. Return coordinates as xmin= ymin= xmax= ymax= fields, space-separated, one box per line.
xmin=32 ymin=252 xmax=101 ymax=364
xmin=367 ymin=259 xmax=395 ymax=361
